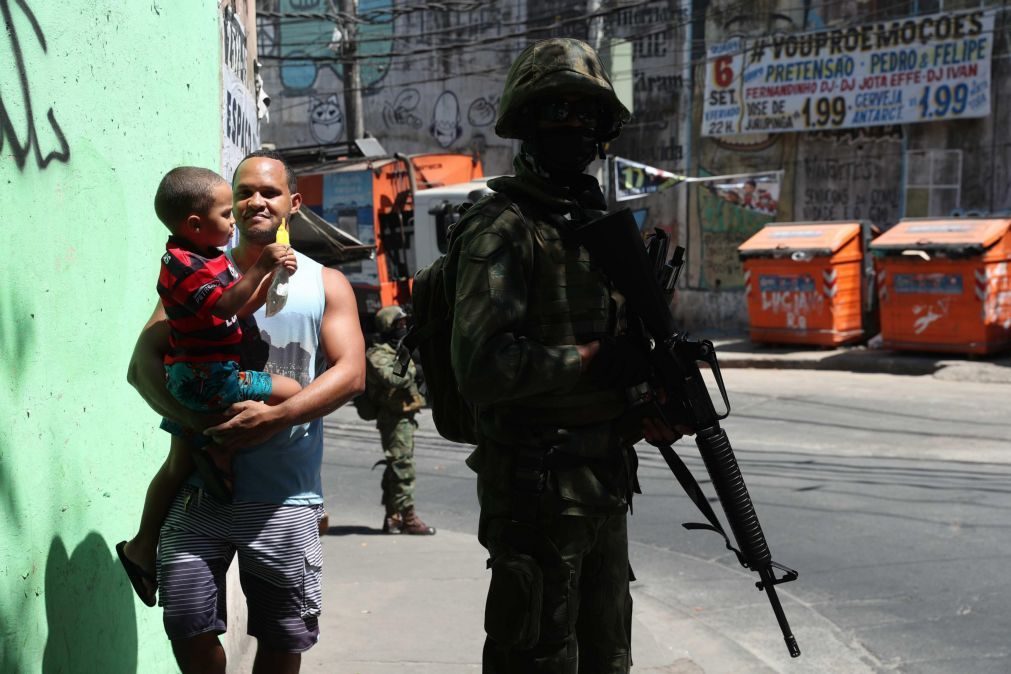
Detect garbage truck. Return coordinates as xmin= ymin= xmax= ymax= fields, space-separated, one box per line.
xmin=285 ymin=144 xmax=488 ymax=328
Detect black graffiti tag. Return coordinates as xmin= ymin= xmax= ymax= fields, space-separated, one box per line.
xmin=467 ymin=96 xmax=497 ymax=127
xmin=382 ymin=89 xmax=423 ymax=130
xmin=1 ymin=0 xmax=70 ymax=171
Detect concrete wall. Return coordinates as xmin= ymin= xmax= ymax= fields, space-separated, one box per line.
xmin=257 ymin=0 xmax=1011 ymax=333
xmin=0 ymin=1 xmax=221 ymax=670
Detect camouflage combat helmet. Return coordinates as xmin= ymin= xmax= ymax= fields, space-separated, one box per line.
xmin=375 ymin=305 xmax=408 ymax=335
xmin=495 ymin=38 xmax=631 ymax=142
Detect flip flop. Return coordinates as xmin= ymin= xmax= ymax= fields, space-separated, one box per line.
xmin=116 ymin=541 xmax=157 ymax=607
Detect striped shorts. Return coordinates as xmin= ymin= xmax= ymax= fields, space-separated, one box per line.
xmin=157 ymin=486 xmax=324 ymax=652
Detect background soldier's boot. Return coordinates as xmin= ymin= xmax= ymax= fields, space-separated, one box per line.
xmin=400 ymin=506 xmax=436 ymax=535
xmin=382 ymin=511 xmax=402 ymax=534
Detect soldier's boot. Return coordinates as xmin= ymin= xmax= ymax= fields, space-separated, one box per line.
xmin=400 ymin=506 xmax=436 ymax=535
xmin=382 ymin=511 xmax=402 ymax=534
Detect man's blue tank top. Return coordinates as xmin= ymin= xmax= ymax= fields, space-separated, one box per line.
xmin=226 ymin=249 xmax=327 ymax=505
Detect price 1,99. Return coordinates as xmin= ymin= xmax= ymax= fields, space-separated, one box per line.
xmin=800 ymin=96 xmax=847 ymax=129
xmin=918 ymin=83 xmax=969 ymax=119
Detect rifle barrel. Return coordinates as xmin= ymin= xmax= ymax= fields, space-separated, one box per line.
xmin=760 ymin=568 xmax=801 ymax=658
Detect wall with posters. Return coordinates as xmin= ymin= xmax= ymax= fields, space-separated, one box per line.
xmin=0 ymin=2 xmax=222 ymax=671
xmin=221 ymin=0 xmax=262 ymax=180
xmin=677 ymin=0 xmax=1011 ymax=332
xmin=257 ymin=0 xmax=1011 ymax=332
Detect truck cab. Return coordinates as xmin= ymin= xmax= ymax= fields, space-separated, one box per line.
xmin=289 ymin=149 xmax=486 ymax=327
xmin=410 ymin=178 xmax=494 ymax=274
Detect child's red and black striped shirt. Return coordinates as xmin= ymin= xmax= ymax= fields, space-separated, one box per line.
xmin=157 ymin=236 xmax=243 ymax=365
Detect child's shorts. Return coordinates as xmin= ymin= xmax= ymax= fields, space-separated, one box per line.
xmin=165 ymin=361 xmax=273 ymax=412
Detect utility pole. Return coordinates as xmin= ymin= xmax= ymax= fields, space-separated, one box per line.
xmin=587 ymin=0 xmax=604 ymax=54
xmin=338 ymin=0 xmax=365 ymax=143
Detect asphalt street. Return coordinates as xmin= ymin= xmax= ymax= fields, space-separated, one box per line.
xmin=313 ymin=367 xmax=1011 ymax=673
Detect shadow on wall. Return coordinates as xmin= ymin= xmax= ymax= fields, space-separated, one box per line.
xmin=0 ymin=457 xmax=29 ymax=671
xmin=0 ymin=285 xmax=33 ymax=672
xmin=42 ymin=533 xmax=138 ymax=673
xmin=0 ymin=284 xmax=36 ymax=392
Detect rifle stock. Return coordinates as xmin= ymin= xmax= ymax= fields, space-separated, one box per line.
xmin=576 ymin=209 xmax=801 ymax=658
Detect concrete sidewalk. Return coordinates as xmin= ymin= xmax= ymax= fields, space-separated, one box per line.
xmin=304 ymin=522 xmax=876 ymax=674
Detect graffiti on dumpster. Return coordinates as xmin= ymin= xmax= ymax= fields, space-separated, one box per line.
xmin=1 ymin=0 xmax=71 ymax=171
xmin=911 ymin=298 xmax=952 ymax=334
xmin=758 ymin=274 xmax=825 ymax=329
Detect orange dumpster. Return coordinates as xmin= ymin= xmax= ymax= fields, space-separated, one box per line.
xmin=869 ymin=218 xmax=1011 ymax=355
xmin=738 ymin=221 xmax=877 ymax=346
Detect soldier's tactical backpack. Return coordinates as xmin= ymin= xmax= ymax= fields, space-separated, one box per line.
xmin=351 ymin=391 xmax=379 ymax=421
xmin=401 ymin=193 xmax=518 ymax=445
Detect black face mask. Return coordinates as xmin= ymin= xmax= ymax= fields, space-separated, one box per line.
xmin=390 ymin=326 xmax=409 ymax=343
xmin=529 ymin=128 xmax=599 ymax=175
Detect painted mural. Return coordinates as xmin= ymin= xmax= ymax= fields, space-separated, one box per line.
xmin=259 ymin=0 xmax=516 ymax=171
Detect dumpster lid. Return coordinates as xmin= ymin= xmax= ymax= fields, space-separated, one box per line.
xmin=870 ymin=218 xmax=1011 ymax=252
xmin=738 ymin=222 xmax=861 ymax=257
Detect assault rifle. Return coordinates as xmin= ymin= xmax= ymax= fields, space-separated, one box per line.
xmin=575 ymin=209 xmax=801 ymax=658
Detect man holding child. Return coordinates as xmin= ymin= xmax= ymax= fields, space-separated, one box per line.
xmin=127 ymin=150 xmax=365 ymax=674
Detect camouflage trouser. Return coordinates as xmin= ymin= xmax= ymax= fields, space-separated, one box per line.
xmin=378 ymin=416 xmax=417 ymax=514
xmin=478 ymin=479 xmax=632 ymax=674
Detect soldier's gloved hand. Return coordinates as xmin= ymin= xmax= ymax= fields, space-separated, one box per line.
xmin=587 ymin=335 xmax=652 ymax=388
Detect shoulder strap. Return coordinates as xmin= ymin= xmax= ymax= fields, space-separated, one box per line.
xmin=655 ymin=442 xmax=749 ymax=568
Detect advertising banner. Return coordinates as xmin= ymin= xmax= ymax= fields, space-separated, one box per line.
xmin=695 ymin=171 xmax=784 ymax=289
xmin=698 ymin=171 xmax=783 ymax=217
xmin=614 ymin=156 xmax=688 ymax=201
xmin=703 ymin=9 xmax=994 ymax=136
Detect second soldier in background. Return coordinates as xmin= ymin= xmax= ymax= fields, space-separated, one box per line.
xmin=365 ymin=305 xmax=436 ymax=535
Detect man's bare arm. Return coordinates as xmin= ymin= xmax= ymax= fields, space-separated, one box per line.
xmin=126 ymin=301 xmax=198 ymax=426
xmin=205 ymin=267 xmax=366 ymax=448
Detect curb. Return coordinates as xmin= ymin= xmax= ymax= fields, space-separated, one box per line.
xmin=709 ymin=336 xmax=1011 ymax=380
xmin=716 ymin=352 xmax=942 ymax=376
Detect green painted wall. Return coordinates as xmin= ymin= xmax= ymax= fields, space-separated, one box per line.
xmin=1 ymin=2 xmax=221 ymax=671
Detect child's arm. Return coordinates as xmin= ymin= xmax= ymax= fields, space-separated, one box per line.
xmin=210 ymin=243 xmax=296 ymax=319
xmin=234 ymin=271 xmax=274 ymax=318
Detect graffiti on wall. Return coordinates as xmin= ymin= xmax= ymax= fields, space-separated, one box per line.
xmin=308 ymin=94 xmax=344 ymax=143
xmin=276 ymin=0 xmax=392 ymax=94
xmin=257 ymin=0 xmax=521 ymax=160
xmin=0 ymin=0 xmax=70 ymax=171
xmin=430 ymin=91 xmax=462 ymax=148
xmin=610 ymin=0 xmax=690 ymax=166
xmin=383 ymin=89 xmax=423 ymax=130
xmin=796 ymin=140 xmax=902 ymax=225
xmin=409 ymin=3 xmax=510 ymax=43
xmin=467 ymin=96 xmax=497 ymax=127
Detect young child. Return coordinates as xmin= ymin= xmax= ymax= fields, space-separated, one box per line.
xmin=117 ymin=166 xmax=300 ymax=607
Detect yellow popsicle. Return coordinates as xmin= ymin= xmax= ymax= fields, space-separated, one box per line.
xmin=275 ymin=217 xmax=290 ymax=246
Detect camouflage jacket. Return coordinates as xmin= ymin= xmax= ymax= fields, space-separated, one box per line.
xmin=450 ymin=155 xmax=635 ymax=514
xmin=365 ymin=342 xmax=425 ymax=424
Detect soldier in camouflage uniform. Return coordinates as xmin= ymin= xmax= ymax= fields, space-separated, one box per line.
xmin=450 ymin=39 xmax=675 ymax=673
xmin=367 ymin=305 xmax=436 ymax=535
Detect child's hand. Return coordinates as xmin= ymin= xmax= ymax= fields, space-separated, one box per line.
xmin=255 ymin=242 xmax=297 ymax=275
